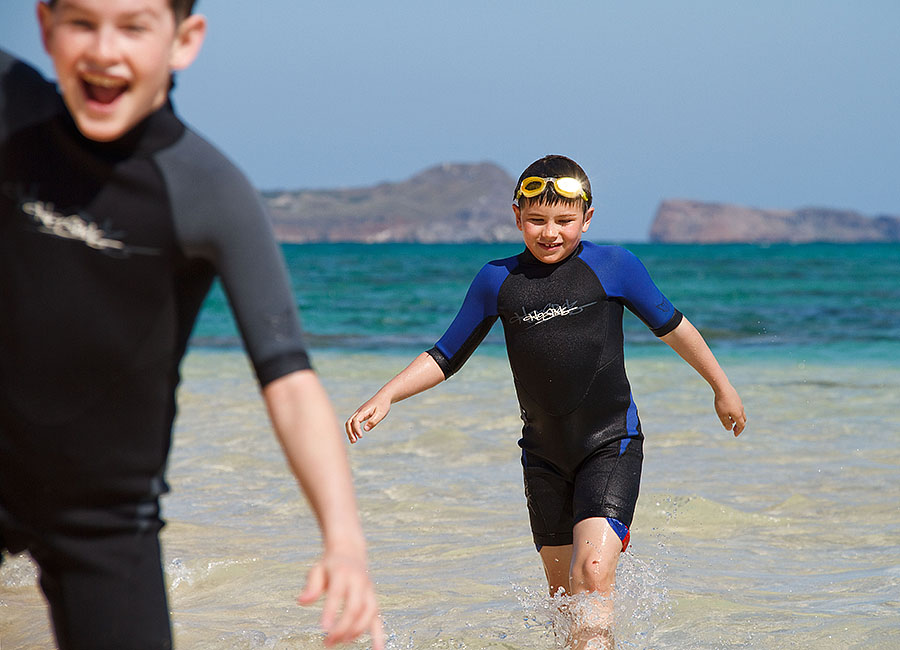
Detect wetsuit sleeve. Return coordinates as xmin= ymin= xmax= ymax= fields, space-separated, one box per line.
xmin=156 ymin=131 xmax=311 ymax=386
xmin=581 ymin=244 xmax=683 ymax=336
xmin=426 ymin=261 xmax=507 ymax=378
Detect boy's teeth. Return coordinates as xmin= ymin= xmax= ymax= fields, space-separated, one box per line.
xmin=82 ymin=73 xmax=127 ymax=88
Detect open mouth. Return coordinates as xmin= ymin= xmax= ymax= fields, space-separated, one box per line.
xmin=81 ymin=73 xmax=129 ymax=105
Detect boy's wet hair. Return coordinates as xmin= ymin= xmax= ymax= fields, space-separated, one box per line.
xmin=514 ymin=154 xmax=593 ymax=213
xmin=46 ymin=0 xmax=198 ymax=21
xmin=171 ymin=0 xmax=199 ymax=20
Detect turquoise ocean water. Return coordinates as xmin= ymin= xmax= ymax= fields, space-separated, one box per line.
xmin=3 ymin=243 xmax=899 ymax=649
xmin=194 ymin=242 xmax=900 ymax=364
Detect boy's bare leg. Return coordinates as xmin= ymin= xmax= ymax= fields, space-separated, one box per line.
xmin=539 ymin=544 xmax=573 ymax=596
xmin=568 ymin=517 xmax=623 ymax=649
xmin=538 ymin=544 xmax=572 ymax=648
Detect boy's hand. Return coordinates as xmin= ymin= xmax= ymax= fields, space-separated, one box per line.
xmin=345 ymin=396 xmax=391 ymax=443
xmin=298 ymin=549 xmax=384 ymax=649
xmin=714 ymin=386 xmax=746 ymax=437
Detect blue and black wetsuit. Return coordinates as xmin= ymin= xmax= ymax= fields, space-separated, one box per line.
xmin=427 ymin=242 xmax=682 ymax=548
xmin=0 ymin=51 xmax=310 ymax=649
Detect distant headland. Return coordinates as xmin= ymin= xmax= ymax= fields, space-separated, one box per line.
xmin=261 ymin=162 xmax=900 ymax=244
xmin=650 ymin=199 xmax=900 ymax=243
xmin=263 ymin=162 xmax=520 ymax=243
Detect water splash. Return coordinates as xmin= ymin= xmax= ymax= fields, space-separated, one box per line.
xmin=511 ymin=545 xmax=670 ymax=649
xmin=166 ymin=555 xmax=260 ymax=590
xmin=0 ymin=552 xmax=37 ymax=588
xmin=612 ymin=550 xmax=671 ymax=648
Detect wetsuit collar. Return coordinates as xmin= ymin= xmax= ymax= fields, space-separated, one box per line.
xmin=59 ymin=97 xmax=186 ymax=160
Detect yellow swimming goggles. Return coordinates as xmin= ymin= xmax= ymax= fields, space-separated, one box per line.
xmin=515 ymin=176 xmax=590 ymax=203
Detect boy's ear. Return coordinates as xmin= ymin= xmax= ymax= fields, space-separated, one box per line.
xmin=581 ymin=206 xmax=594 ymax=233
xmin=37 ymin=2 xmax=54 ymax=55
xmin=512 ymin=203 xmax=524 ymax=232
xmin=169 ymin=14 xmax=207 ymax=72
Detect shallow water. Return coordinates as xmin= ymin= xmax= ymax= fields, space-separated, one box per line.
xmin=3 ymin=347 xmax=898 ymax=649
xmin=4 ymin=243 xmax=899 ymax=647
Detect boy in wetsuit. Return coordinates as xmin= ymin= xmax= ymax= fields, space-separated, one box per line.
xmin=0 ymin=2 xmax=382 ymax=649
xmin=346 ymin=155 xmax=746 ymax=648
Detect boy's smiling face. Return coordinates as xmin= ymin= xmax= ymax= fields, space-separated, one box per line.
xmin=513 ymin=200 xmax=594 ymax=264
xmin=38 ymin=0 xmax=206 ymax=142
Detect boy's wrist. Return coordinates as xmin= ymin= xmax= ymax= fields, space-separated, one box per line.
xmin=375 ymin=386 xmax=397 ymax=405
xmin=322 ymin=530 xmax=368 ymax=561
xmin=711 ymin=378 xmax=734 ymax=395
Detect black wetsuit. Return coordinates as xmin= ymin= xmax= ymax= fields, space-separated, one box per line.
xmin=0 ymin=51 xmax=310 ymax=649
xmin=427 ymin=242 xmax=682 ymax=548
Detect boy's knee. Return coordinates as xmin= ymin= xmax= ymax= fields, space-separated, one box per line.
xmin=570 ymin=554 xmax=616 ymax=594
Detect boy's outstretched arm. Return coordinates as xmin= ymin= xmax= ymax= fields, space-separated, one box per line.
xmin=262 ymin=370 xmax=384 ymax=650
xmin=660 ymin=317 xmax=747 ymax=436
xmin=345 ymin=352 xmax=445 ymax=443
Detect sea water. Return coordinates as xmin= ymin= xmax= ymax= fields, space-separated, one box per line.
xmin=2 ymin=243 xmax=899 ymax=649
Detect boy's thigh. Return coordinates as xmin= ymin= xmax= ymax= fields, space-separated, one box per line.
xmin=31 ymin=526 xmax=172 ymax=650
xmin=573 ymin=438 xmax=643 ymax=529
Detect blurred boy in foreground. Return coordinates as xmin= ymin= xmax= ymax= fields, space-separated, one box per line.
xmin=0 ymin=1 xmax=382 ymax=648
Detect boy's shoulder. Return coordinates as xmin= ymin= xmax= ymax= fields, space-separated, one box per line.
xmin=0 ymin=50 xmax=65 ymax=138
xmin=480 ymin=251 xmax=523 ymax=280
xmin=151 ymin=111 xmax=263 ymax=211
xmin=579 ymin=240 xmax=633 ymax=258
xmin=485 ymin=251 xmax=522 ymax=271
xmin=157 ymin=123 xmax=247 ymax=184
xmin=462 ymin=253 xmax=521 ymax=297
xmin=577 ymin=241 xmax=642 ymax=270
xmin=1 ymin=49 xmax=44 ymax=88
xmin=153 ymin=124 xmax=269 ymax=245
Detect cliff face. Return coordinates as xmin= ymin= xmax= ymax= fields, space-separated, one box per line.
xmin=650 ymin=199 xmax=900 ymax=243
xmin=263 ymin=162 xmax=521 ymax=243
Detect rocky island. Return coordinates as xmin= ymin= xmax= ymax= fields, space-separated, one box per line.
xmin=263 ymin=162 xmax=521 ymax=243
xmin=650 ymin=199 xmax=900 ymax=243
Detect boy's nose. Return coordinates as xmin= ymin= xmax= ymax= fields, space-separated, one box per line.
xmin=86 ymin=26 xmax=121 ymax=65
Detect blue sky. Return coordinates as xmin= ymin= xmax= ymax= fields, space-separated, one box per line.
xmin=3 ymin=1 xmax=898 ymax=241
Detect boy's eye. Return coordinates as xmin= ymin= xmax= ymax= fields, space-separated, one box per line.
xmin=67 ymin=18 xmax=96 ymax=29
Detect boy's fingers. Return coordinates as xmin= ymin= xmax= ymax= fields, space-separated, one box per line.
xmin=298 ymin=564 xmax=326 ymax=606
xmin=345 ymin=407 xmax=372 ymax=441
xmin=364 ymin=408 xmax=383 ymax=430
xmin=301 ymin=556 xmax=382 ymax=647
xmin=733 ymin=410 xmax=747 ymax=436
xmin=348 ymin=599 xmax=380 ymax=646
xmin=328 ymin=597 xmax=382 ymax=650
xmin=722 ymin=409 xmax=746 ymax=437
xmin=319 ymin=571 xmax=347 ymax=635
xmin=325 ymin=581 xmax=365 ymax=644
xmin=370 ymin=614 xmax=386 ymax=650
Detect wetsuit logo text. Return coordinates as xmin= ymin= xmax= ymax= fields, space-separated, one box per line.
xmin=22 ymin=200 xmax=126 ymax=252
xmin=510 ymin=299 xmax=597 ymax=328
